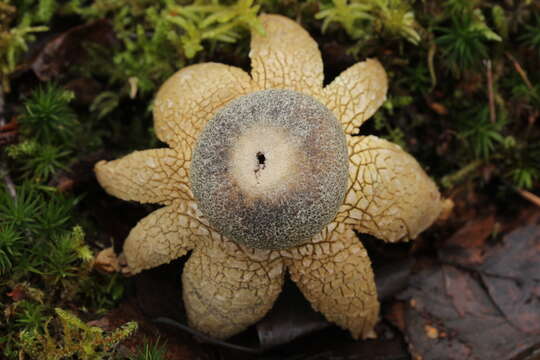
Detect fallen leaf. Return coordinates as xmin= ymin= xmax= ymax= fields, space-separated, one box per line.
xmin=31 ymin=20 xmax=115 ymax=81
xmin=256 ymin=279 xmax=329 ymax=348
xmin=438 ymin=215 xmax=496 ymax=267
xmin=476 ymin=226 xmax=540 ymax=334
xmin=397 ymin=225 xmax=540 ymax=360
xmin=375 ymin=258 xmax=414 ymax=302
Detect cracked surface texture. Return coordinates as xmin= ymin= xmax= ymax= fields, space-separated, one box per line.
xmin=336 ymin=135 xmax=442 ymax=242
xmin=183 ymin=236 xmax=284 ymax=339
xmin=95 ymin=14 xmax=442 ymax=340
xmin=286 ymin=222 xmax=378 ymax=339
xmin=250 ymin=14 xmax=323 ymax=95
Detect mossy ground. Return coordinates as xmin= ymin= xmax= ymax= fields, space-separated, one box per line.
xmin=1 ymin=0 xmax=539 ymax=359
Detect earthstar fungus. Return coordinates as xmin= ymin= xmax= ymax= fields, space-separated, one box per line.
xmin=95 ymin=14 xmax=442 ymax=340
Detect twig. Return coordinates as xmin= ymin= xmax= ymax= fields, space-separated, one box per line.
xmin=506 ymin=52 xmax=534 ymax=90
xmin=0 ymin=83 xmax=4 ymax=127
xmin=516 ymin=189 xmax=540 ymax=208
xmin=485 ymin=60 xmax=496 ymax=124
xmin=0 ymin=83 xmax=17 ymax=199
xmin=428 ymin=41 xmax=437 ymax=90
xmin=152 ymin=317 xmax=265 ymax=354
xmin=2 ymin=169 xmax=16 ymax=199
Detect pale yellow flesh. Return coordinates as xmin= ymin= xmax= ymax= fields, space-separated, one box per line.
xmin=182 ymin=235 xmax=285 ymax=339
xmin=250 ymin=14 xmax=323 ymax=95
xmin=94 ymin=14 xmax=442 ymax=340
xmin=337 ymin=135 xmax=442 ymax=242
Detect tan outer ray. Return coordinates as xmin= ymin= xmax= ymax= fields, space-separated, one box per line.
xmin=95 ymin=148 xmax=192 ymax=205
xmin=323 ymin=59 xmax=387 ymax=134
xmin=153 ymin=62 xmax=255 ymax=150
xmin=122 ymin=200 xmax=210 ymax=274
xmin=336 ymin=135 xmax=442 ymax=242
xmin=182 ymin=237 xmax=284 ymax=339
xmin=250 ymin=14 xmax=323 ymax=95
xmin=284 ymin=222 xmax=379 ymax=340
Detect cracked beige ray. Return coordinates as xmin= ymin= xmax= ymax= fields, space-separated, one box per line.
xmin=250 ymin=14 xmax=323 ymax=95
xmin=323 ymin=59 xmax=388 ymax=134
xmin=122 ymin=200 xmax=209 ymax=274
xmin=95 ymin=148 xmax=192 ymax=204
xmin=336 ymin=135 xmax=442 ymax=242
xmin=183 ymin=237 xmax=284 ymax=338
xmin=153 ymin=62 xmax=255 ymax=151
xmin=286 ymin=222 xmax=378 ymax=340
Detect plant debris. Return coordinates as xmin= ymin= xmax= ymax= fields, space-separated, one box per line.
xmin=394 ymin=224 xmax=540 ymax=360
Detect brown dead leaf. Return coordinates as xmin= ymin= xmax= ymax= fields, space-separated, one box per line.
xmin=397 ymin=225 xmax=540 ymax=360
xmin=31 ymin=20 xmax=115 ymax=81
xmin=256 ymin=279 xmax=329 ymax=348
xmin=476 ymin=226 xmax=540 ymax=334
xmin=438 ymin=215 xmax=496 ymax=266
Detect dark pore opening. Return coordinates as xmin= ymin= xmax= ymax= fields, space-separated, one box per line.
xmin=256 ymin=152 xmax=266 ymax=166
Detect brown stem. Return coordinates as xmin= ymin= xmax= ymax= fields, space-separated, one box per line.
xmin=485 ymin=60 xmax=496 ymax=124
xmin=506 ymin=52 xmax=533 ymax=90
xmin=0 ymin=83 xmax=4 ymax=126
xmin=0 ymin=84 xmax=17 ymax=200
xmin=152 ymin=317 xmax=264 ymax=354
xmin=516 ymin=189 xmax=540 ymax=208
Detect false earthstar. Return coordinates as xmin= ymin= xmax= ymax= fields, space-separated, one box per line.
xmin=95 ymin=14 xmax=442 ymax=340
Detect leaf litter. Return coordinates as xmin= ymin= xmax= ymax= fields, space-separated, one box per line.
xmin=393 ymin=216 xmax=540 ymax=360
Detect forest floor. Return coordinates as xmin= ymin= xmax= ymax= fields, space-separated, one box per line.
xmin=1 ymin=1 xmax=540 ymax=359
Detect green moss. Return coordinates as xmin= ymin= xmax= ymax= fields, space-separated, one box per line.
xmin=520 ymin=14 xmax=540 ymax=54
xmin=133 ymin=339 xmax=168 ymax=360
xmin=316 ymin=0 xmax=420 ymax=44
xmin=20 ymin=308 xmax=137 ymax=360
xmin=435 ymin=8 xmax=501 ymax=76
xmin=0 ymin=1 xmax=49 ymax=92
xmin=0 ymin=82 xmax=125 ymax=358
xmin=19 ymin=83 xmax=78 ymax=147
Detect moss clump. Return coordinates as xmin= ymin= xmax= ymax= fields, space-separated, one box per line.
xmin=20 ymin=308 xmax=137 ymax=360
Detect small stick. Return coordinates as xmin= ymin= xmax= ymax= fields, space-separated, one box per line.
xmin=517 ymin=189 xmax=540 ymax=208
xmin=506 ymin=52 xmax=534 ymax=90
xmin=152 ymin=317 xmax=265 ymax=354
xmin=485 ymin=59 xmax=496 ymax=124
xmin=428 ymin=41 xmax=437 ymax=90
xmin=0 ymin=84 xmax=4 ymax=126
xmin=2 ymin=169 xmax=16 ymax=199
xmin=0 ymin=84 xmax=17 ymax=200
